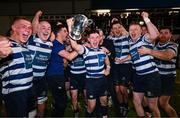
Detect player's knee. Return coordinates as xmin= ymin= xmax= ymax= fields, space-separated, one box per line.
xmin=133 ymin=98 xmax=142 ymax=106
xmin=159 ymin=100 xmax=168 ymax=108
xmin=159 ymin=97 xmax=170 ymax=105
xmin=148 ymin=101 xmax=158 ymax=111
xmin=87 ymin=103 xmax=96 ymax=113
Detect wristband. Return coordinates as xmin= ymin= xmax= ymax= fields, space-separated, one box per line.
xmin=144 ymin=17 xmax=150 ymax=24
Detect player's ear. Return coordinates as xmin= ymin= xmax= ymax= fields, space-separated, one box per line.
xmin=11 ymin=25 xmax=15 ymax=31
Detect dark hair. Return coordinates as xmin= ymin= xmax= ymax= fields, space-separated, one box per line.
xmin=159 ymin=26 xmax=172 ymax=33
xmin=86 ymin=29 xmax=99 ymax=37
xmin=111 ymin=20 xmax=122 ymax=28
xmin=53 ymin=24 xmax=67 ymax=36
xmin=129 ymin=21 xmax=141 ymax=27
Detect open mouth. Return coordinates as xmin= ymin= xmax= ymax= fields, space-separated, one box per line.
xmin=22 ymin=33 xmax=29 ymax=39
xmin=92 ymin=42 xmax=98 ymax=47
xmin=43 ymin=33 xmax=49 ymax=37
xmin=131 ymin=34 xmax=136 ymax=38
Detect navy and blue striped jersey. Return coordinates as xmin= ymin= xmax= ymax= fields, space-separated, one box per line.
xmin=155 ymin=41 xmax=178 ymax=75
xmin=70 ymin=55 xmax=86 ymax=74
xmin=112 ymin=35 xmax=131 ymax=64
xmin=83 ymin=46 xmax=107 ymax=78
xmin=129 ymin=35 xmax=158 ymax=75
xmin=0 ymin=40 xmax=33 ymax=94
xmin=27 ymin=35 xmax=53 ymax=80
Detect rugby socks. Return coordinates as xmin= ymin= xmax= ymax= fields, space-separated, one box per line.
xmin=123 ymin=103 xmax=128 ymax=109
xmin=122 ymin=106 xmax=129 ymax=117
xmin=119 ymin=103 xmax=129 ymax=117
xmin=119 ymin=103 xmax=124 ymax=115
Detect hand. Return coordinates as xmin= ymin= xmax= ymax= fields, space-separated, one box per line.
xmin=111 ymin=18 xmax=119 ymax=23
xmin=138 ymin=46 xmax=152 ymax=55
xmin=115 ymin=57 xmax=120 ymax=63
xmin=35 ymin=10 xmax=43 ymax=17
xmin=66 ymin=18 xmax=74 ymax=33
xmin=0 ymin=39 xmax=12 ymax=58
xmin=100 ymin=47 xmax=110 ymax=54
xmin=104 ymin=69 xmax=110 ymax=76
xmin=141 ymin=12 xmax=149 ymax=19
xmin=121 ymin=26 xmax=129 ymax=36
xmin=115 ymin=57 xmax=124 ymax=63
xmin=57 ymin=22 xmax=62 ymax=25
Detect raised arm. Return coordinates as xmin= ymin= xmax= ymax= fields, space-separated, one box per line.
xmin=66 ymin=18 xmax=84 ymax=54
xmin=32 ymin=10 xmax=42 ymax=34
xmin=142 ymin=12 xmax=159 ymax=42
xmin=111 ymin=17 xmax=128 ymax=36
xmin=69 ymin=39 xmax=84 ymax=54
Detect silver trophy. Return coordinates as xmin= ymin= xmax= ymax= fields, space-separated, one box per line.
xmin=69 ymin=14 xmax=93 ymax=40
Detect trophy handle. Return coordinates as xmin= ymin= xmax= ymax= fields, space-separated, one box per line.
xmin=87 ymin=19 xmax=93 ymax=26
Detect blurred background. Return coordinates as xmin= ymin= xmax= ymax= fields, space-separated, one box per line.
xmin=0 ymin=0 xmax=179 ymax=35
